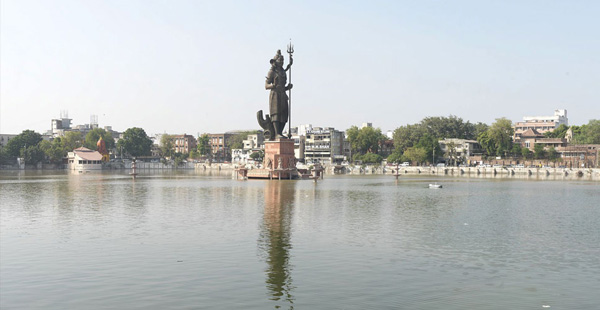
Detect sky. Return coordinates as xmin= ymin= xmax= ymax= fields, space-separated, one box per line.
xmin=1 ymin=0 xmax=599 ymax=136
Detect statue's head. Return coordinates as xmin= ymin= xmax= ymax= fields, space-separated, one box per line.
xmin=270 ymin=49 xmax=284 ymax=67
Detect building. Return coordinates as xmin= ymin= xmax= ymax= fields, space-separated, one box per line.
xmin=67 ymin=147 xmax=103 ymax=171
xmin=514 ymin=109 xmax=568 ymax=140
xmin=243 ymin=133 xmax=264 ymax=151
xmin=558 ymin=144 xmax=599 ymax=168
xmin=0 ymin=134 xmax=17 ymax=148
xmin=519 ymin=128 xmax=567 ymax=151
xmin=209 ymin=133 xmax=235 ymax=162
xmin=173 ymin=134 xmax=197 ymax=154
xmin=438 ymin=138 xmax=482 ymax=165
xmin=304 ymin=127 xmax=345 ymax=164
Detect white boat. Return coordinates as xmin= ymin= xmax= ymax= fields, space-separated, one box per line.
xmin=429 ymin=183 xmax=442 ymax=189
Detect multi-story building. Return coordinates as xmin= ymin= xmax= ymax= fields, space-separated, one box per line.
xmin=438 ymin=138 xmax=482 ymax=165
xmin=514 ymin=109 xmax=568 ymax=140
xmin=243 ymin=133 xmax=264 ymax=151
xmin=0 ymin=134 xmax=17 ymax=148
xmin=519 ymin=128 xmax=567 ymax=151
xmin=304 ymin=126 xmax=345 ymax=164
xmin=209 ymin=133 xmax=235 ymax=162
xmin=173 ymin=134 xmax=197 ymax=154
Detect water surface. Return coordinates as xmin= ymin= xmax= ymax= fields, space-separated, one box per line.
xmin=1 ymin=171 xmax=599 ymax=309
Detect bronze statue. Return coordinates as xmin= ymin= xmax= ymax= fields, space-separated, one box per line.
xmin=257 ymin=49 xmax=293 ymax=140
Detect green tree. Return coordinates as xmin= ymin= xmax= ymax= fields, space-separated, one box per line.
xmin=359 ymin=152 xmax=383 ymax=164
xmin=197 ymin=134 xmax=211 ymax=157
xmin=415 ymin=134 xmax=441 ymax=164
xmin=420 ymin=115 xmax=477 ymax=139
xmin=4 ymin=130 xmax=43 ymax=157
xmin=250 ymin=150 xmax=264 ymax=161
xmin=534 ymin=143 xmax=546 ymax=159
xmin=386 ymin=148 xmax=403 ymax=164
xmin=160 ymin=134 xmax=175 ymax=158
xmin=84 ymin=128 xmax=114 ymax=151
xmin=227 ymin=131 xmax=259 ymax=150
xmin=21 ymin=145 xmax=45 ymax=165
xmin=39 ymin=140 xmax=65 ymax=163
xmin=62 ymin=131 xmax=84 ymax=152
xmin=403 ymin=147 xmax=428 ymax=165
xmin=543 ymin=124 xmax=569 ymax=138
xmin=117 ymin=127 xmax=153 ymax=158
xmin=392 ymin=124 xmax=426 ymax=155
xmin=521 ymin=147 xmax=531 ymax=159
xmin=346 ymin=126 xmax=386 ymax=156
xmin=547 ymin=147 xmax=558 ymax=161
xmin=572 ymin=119 xmax=600 ymax=144
xmin=478 ymin=118 xmax=513 ymax=157
xmin=511 ymin=143 xmax=523 ymax=158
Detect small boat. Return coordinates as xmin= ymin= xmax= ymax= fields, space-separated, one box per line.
xmin=429 ymin=183 xmax=442 ymax=189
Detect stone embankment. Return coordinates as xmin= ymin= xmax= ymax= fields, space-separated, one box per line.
xmin=336 ymin=165 xmax=600 ymax=181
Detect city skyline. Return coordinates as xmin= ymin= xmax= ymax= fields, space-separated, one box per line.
xmin=2 ymin=0 xmax=599 ymax=135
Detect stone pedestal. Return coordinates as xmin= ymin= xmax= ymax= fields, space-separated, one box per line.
xmin=248 ymin=138 xmax=297 ymax=179
xmin=264 ymin=138 xmax=295 ymax=170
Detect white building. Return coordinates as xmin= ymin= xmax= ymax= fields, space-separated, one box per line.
xmin=514 ymin=109 xmax=568 ymax=140
xmin=67 ymin=147 xmax=103 ymax=171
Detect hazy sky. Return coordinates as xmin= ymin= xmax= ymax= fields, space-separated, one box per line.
xmin=1 ymin=0 xmax=598 ymax=136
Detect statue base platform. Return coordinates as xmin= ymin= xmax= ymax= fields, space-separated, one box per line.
xmin=248 ymin=138 xmax=298 ymax=179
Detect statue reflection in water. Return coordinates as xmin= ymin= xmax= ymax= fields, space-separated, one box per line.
xmin=258 ymin=181 xmax=296 ymax=309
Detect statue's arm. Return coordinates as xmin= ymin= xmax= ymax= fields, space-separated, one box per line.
xmin=285 ymin=55 xmax=293 ymax=71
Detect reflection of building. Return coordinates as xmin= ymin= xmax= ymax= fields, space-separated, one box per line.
xmin=173 ymin=134 xmax=197 ymax=154
xmin=514 ymin=109 xmax=568 ymax=140
xmin=67 ymin=147 xmax=103 ymax=170
xmin=260 ymin=181 xmax=295 ymax=308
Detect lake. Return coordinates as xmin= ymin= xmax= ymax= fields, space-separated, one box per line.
xmin=1 ymin=171 xmax=599 ymax=309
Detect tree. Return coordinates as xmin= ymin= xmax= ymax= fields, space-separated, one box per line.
xmin=534 ymin=143 xmax=546 ymax=159
xmin=346 ymin=126 xmax=386 ymax=156
xmin=572 ymin=119 xmax=600 ymax=144
xmin=402 ymin=147 xmax=428 ymax=165
xmin=21 ymin=145 xmax=45 ymax=165
xmin=117 ymin=127 xmax=153 ymax=158
xmin=521 ymin=147 xmax=531 ymax=159
xmin=359 ymin=153 xmax=383 ymax=164
xmin=547 ymin=147 xmax=558 ymax=161
xmin=415 ymin=134 xmax=441 ymax=164
xmin=160 ymin=134 xmax=175 ymax=158
xmin=39 ymin=140 xmax=65 ymax=163
xmin=250 ymin=150 xmax=264 ymax=161
xmin=197 ymin=134 xmax=211 ymax=157
xmin=84 ymin=128 xmax=114 ymax=151
xmin=420 ymin=115 xmax=477 ymax=140
xmin=62 ymin=131 xmax=84 ymax=152
xmin=386 ymin=148 xmax=403 ymax=164
xmin=4 ymin=130 xmax=43 ymax=157
xmin=478 ymin=118 xmax=513 ymax=157
xmin=392 ymin=124 xmax=426 ymax=155
xmin=511 ymin=143 xmax=523 ymax=158
xmin=227 ymin=131 xmax=259 ymax=150
xmin=544 ymin=124 xmax=569 ymax=138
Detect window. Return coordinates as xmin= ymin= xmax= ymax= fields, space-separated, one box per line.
xmin=525 ymin=141 xmax=530 ymax=148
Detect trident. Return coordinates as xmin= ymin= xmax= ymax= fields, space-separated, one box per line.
xmin=287 ymin=40 xmax=294 ymax=139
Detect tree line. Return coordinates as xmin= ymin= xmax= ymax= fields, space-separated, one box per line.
xmin=2 ymin=118 xmax=598 ymax=166
xmin=346 ymin=117 xmax=600 ymax=165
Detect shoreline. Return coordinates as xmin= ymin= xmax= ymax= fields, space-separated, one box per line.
xmin=3 ymin=163 xmax=598 ymax=181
